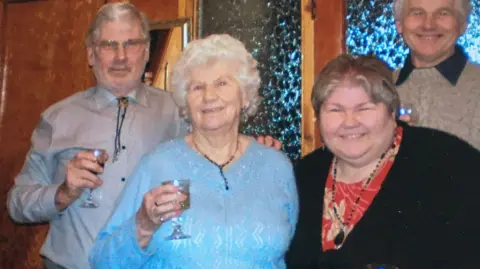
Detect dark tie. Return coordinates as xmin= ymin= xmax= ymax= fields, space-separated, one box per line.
xmin=113 ymin=97 xmax=129 ymax=163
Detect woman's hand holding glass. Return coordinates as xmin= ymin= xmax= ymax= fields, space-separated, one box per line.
xmin=55 ymin=149 xmax=108 ymax=211
xmin=135 ymin=183 xmax=188 ymax=248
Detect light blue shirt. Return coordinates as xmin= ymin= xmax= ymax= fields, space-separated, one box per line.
xmin=7 ymin=85 xmax=186 ymax=269
xmin=90 ymin=137 xmax=298 ymax=269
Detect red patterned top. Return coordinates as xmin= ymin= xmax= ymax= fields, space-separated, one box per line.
xmin=322 ymin=126 xmax=403 ymax=251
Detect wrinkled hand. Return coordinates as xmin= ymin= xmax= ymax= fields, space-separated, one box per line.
xmin=256 ymin=135 xmax=282 ymax=150
xmin=135 ymin=184 xmax=187 ymax=248
xmin=55 ymin=151 xmax=107 ymax=211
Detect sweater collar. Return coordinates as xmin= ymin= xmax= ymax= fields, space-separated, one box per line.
xmin=396 ymin=45 xmax=468 ymax=86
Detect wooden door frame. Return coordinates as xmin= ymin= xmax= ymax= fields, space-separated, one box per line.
xmin=301 ymin=0 xmax=346 ymax=156
xmin=0 ymin=0 xmax=6 ymax=144
xmin=179 ymin=0 xmax=199 ymax=39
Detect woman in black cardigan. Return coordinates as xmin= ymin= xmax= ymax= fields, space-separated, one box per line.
xmin=286 ymin=54 xmax=480 ymax=269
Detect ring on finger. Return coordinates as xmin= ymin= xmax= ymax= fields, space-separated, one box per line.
xmin=159 ymin=216 xmax=165 ymax=222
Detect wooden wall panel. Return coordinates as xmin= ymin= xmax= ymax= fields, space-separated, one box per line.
xmin=108 ymin=0 xmax=180 ymax=21
xmin=301 ymin=0 xmax=346 ymax=155
xmin=301 ymin=0 xmax=315 ymax=156
xmin=0 ymin=0 xmax=4 ymax=144
xmin=312 ymin=0 xmax=345 ymax=150
xmin=0 ymin=1 xmax=103 ymax=268
xmin=0 ymin=1 xmax=193 ymax=268
xmin=314 ymin=0 xmax=346 ymax=74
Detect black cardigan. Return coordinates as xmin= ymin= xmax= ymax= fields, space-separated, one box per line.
xmin=286 ymin=123 xmax=480 ymax=269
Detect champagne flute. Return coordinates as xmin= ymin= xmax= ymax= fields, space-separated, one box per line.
xmin=164 ymin=179 xmax=191 ymax=240
xmin=80 ymin=149 xmax=107 ymax=208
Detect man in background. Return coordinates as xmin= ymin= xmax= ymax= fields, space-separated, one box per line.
xmin=394 ymin=0 xmax=480 ymax=149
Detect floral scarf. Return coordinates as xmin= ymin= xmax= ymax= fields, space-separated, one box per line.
xmin=322 ymin=126 xmax=403 ymax=251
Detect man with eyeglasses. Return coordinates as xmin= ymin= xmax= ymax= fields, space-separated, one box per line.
xmin=6 ymin=3 xmax=172 ymax=269
xmin=6 ymin=2 xmax=279 ymax=269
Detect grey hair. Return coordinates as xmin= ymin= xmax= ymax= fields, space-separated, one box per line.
xmin=85 ymin=2 xmax=150 ymax=47
xmin=170 ymin=34 xmax=261 ymax=121
xmin=393 ymin=0 xmax=472 ymax=24
xmin=311 ymin=54 xmax=400 ymax=116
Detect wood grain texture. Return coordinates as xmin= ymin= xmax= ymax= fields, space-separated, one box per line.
xmin=314 ymin=0 xmax=346 ymax=74
xmin=108 ymin=0 xmax=179 ymax=21
xmin=301 ymin=0 xmax=346 ymax=155
xmin=183 ymin=0 xmax=198 ymax=39
xmin=0 ymin=1 xmax=192 ymax=268
xmin=300 ymin=0 xmax=316 ymax=156
xmin=0 ymin=1 xmax=103 ymax=268
xmin=0 ymin=0 xmax=5 ymax=144
xmin=313 ymin=0 xmax=345 ymax=150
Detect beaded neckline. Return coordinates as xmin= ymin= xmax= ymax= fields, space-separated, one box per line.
xmin=192 ymin=138 xmax=239 ymax=191
xmin=331 ymin=142 xmax=396 ymax=248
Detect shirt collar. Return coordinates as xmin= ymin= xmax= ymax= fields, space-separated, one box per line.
xmin=396 ymin=45 xmax=468 ymax=86
xmin=92 ymin=85 xmax=149 ymax=109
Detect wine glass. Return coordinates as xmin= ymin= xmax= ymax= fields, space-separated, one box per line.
xmin=164 ymin=179 xmax=191 ymax=240
xmin=398 ymin=102 xmax=418 ymax=125
xmin=80 ymin=149 xmax=107 ymax=208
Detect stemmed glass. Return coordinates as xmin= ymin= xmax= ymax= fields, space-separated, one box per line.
xmin=164 ymin=179 xmax=191 ymax=240
xmin=80 ymin=149 xmax=107 ymax=208
xmin=398 ymin=102 xmax=418 ymax=124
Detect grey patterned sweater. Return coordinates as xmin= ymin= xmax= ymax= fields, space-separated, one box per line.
xmin=394 ymin=62 xmax=480 ymax=149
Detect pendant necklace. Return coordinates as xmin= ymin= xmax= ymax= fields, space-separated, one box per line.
xmin=192 ymin=138 xmax=239 ymax=190
xmin=331 ymin=145 xmax=393 ymax=248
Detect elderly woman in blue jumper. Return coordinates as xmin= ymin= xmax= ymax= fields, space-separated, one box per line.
xmin=89 ymin=34 xmax=298 ymax=268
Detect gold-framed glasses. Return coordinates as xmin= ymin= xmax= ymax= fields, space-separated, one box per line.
xmin=96 ymin=38 xmax=149 ymax=55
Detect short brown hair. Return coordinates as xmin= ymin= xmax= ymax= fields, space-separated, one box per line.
xmin=311 ymin=54 xmax=400 ymax=116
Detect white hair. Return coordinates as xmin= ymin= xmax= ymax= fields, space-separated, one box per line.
xmin=170 ymin=34 xmax=262 ymax=120
xmin=85 ymin=2 xmax=150 ymax=47
xmin=393 ymin=0 xmax=471 ymax=24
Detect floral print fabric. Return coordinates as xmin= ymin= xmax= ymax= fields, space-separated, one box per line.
xmin=322 ymin=126 xmax=403 ymax=251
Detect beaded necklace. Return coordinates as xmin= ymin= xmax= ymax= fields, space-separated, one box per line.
xmin=192 ymin=139 xmax=239 ymax=190
xmin=331 ymin=143 xmax=394 ymax=248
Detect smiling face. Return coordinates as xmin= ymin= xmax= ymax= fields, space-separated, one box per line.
xmin=319 ymin=83 xmax=396 ymax=166
xmin=396 ymin=0 xmax=464 ymax=67
xmin=87 ymin=19 xmax=149 ymax=96
xmin=186 ymin=60 xmax=247 ymax=134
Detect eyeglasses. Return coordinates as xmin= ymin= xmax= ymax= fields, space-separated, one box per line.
xmin=95 ymin=38 xmax=149 ymax=55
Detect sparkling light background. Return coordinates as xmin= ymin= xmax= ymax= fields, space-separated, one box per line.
xmin=198 ymin=0 xmax=480 ymax=160
xmin=347 ymin=0 xmax=480 ymax=69
xmin=200 ymin=0 xmax=302 ymax=160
